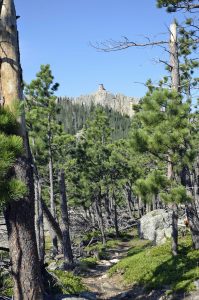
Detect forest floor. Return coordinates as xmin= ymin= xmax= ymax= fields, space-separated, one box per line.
xmin=81 ymin=233 xmax=199 ymax=300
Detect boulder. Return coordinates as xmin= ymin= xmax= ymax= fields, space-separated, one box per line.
xmin=139 ymin=209 xmax=173 ymax=245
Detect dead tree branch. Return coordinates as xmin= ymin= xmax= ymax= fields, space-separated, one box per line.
xmin=90 ymin=36 xmax=168 ymax=52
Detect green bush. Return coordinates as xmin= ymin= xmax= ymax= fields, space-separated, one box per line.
xmin=50 ymin=270 xmax=86 ymax=294
xmin=0 ymin=271 xmax=13 ymax=297
xmin=79 ymin=257 xmax=98 ymax=270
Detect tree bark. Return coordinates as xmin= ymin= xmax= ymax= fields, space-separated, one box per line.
xmin=41 ymin=199 xmax=63 ymax=245
xmin=4 ymin=157 xmax=43 ymax=299
xmin=113 ymin=193 xmax=119 ymax=238
xmin=104 ymin=192 xmax=112 ymax=227
xmin=95 ymin=195 xmax=106 ymax=245
xmin=48 ymin=134 xmax=58 ymax=255
xmin=59 ymin=169 xmax=73 ymax=265
xmin=2 ymin=0 xmax=43 ymax=298
xmin=168 ymin=23 xmax=180 ymax=255
xmin=168 ymin=156 xmax=179 ymax=256
xmin=170 ymin=21 xmax=180 ymax=92
xmin=171 ymin=203 xmax=178 ymax=256
xmin=35 ymin=177 xmax=45 ymax=264
xmin=186 ymin=202 xmax=199 ymax=249
xmin=125 ymin=184 xmax=133 ymax=219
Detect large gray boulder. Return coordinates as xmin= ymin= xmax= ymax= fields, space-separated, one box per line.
xmin=139 ymin=209 xmax=173 ymax=245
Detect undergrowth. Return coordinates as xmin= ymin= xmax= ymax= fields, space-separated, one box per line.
xmin=109 ymin=234 xmax=199 ymax=293
xmin=0 ymin=271 xmax=13 ymax=297
xmin=49 ymin=270 xmax=86 ymax=294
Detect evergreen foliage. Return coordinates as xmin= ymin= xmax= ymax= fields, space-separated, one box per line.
xmin=0 ymin=107 xmax=26 ymax=208
xmin=157 ymin=0 xmax=199 ymax=12
xmin=57 ymin=98 xmax=131 ymax=140
xmin=131 ymin=88 xmax=197 ymax=203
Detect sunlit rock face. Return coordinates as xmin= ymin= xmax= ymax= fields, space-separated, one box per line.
xmin=73 ymin=84 xmax=139 ymax=117
xmin=138 ymin=209 xmax=173 ymax=245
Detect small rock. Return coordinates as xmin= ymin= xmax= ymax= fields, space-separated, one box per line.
xmin=99 ymin=260 xmax=111 ymax=266
xmin=55 ymin=254 xmax=64 ymax=260
xmin=79 ymin=291 xmax=97 ymax=300
xmin=194 ymin=279 xmax=199 ymax=290
xmin=109 ymin=258 xmax=119 ymax=264
xmin=118 ymin=291 xmax=129 ymax=299
xmin=47 ymin=261 xmax=57 ymax=271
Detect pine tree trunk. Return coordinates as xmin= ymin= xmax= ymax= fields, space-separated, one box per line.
xmin=113 ymin=194 xmax=119 ymax=238
xmin=170 ymin=21 xmax=180 ymax=92
xmin=171 ymin=203 xmax=178 ymax=256
xmin=168 ymin=21 xmax=180 ymax=256
xmin=4 ymin=158 xmax=43 ymax=299
xmin=186 ymin=202 xmax=199 ymax=249
xmin=1 ymin=0 xmax=43 ymax=298
xmin=48 ymin=141 xmax=58 ymax=255
xmin=59 ymin=169 xmax=73 ymax=265
xmin=138 ymin=196 xmax=143 ymax=218
xmin=168 ymin=156 xmax=178 ymax=256
xmin=95 ymin=196 xmax=106 ymax=245
xmin=104 ymin=193 xmax=112 ymax=227
xmin=152 ymin=195 xmax=157 ymax=211
xmin=126 ymin=184 xmax=133 ymax=219
xmin=42 ymin=199 xmax=63 ymax=245
xmin=35 ymin=177 xmax=45 ymax=264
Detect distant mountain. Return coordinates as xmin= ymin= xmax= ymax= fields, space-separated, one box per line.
xmin=57 ymin=85 xmax=138 ymax=139
xmin=68 ymin=84 xmax=138 ymax=117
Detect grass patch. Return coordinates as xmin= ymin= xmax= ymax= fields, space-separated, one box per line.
xmin=47 ymin=270 xmax=86 ymax=295
xmin=79 ymin=257 xmax=98 ymax=270
xmin=0 ymin=271 xmax=13 ymax=297
xmin=109 ymin=235 xmax=199 ymax=293
xmin=45 ymin=234 xmax=52 ymax=252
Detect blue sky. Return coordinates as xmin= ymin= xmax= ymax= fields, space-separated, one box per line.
xmin=15 ymin=0 xmax=184 ymax=98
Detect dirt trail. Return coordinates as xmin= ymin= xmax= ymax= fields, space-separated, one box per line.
xmin=82 ymin=240 xmax=134 ymax=299
xmin=82 ymin=239 xmax=199 ymax=300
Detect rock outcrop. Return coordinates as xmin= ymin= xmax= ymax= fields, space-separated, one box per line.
xmin=72 ymin=84 xmax=138 ymax=117
xmin=138 ymin=209 xmax=173 ymax=245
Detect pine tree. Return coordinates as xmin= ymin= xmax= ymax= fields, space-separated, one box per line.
xmin=0 ymin=1 xmax=43 ymax=298
xmin=25 ymin=64 xmax=60 ymax=255
xmin=132 ymin=88 xmax=196 ymax=254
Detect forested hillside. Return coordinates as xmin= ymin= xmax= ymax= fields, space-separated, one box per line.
xmin=57 ymin=98 xmax=131 ymax=139
xmin=0 ymin=1 xmax=199 ymax=300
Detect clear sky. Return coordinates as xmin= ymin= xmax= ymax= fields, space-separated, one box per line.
xmin=15 ymin=0 xmax=185 ymax=98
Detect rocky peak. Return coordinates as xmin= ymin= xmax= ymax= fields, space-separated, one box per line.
xmin=73 ymin=85 xmax=138 ymax=117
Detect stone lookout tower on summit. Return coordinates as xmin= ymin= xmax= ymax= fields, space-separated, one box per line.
xmin=98 ymin=83 xmax=106 ymax=92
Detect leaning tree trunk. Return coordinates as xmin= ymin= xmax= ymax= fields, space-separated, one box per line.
xmin=59 ymin=169 xmax=73 ymax=265
xmin=1 ymin=0 xmax=43 ymax=298
xmin=41 ymin=199 xmax=63 ymax=245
